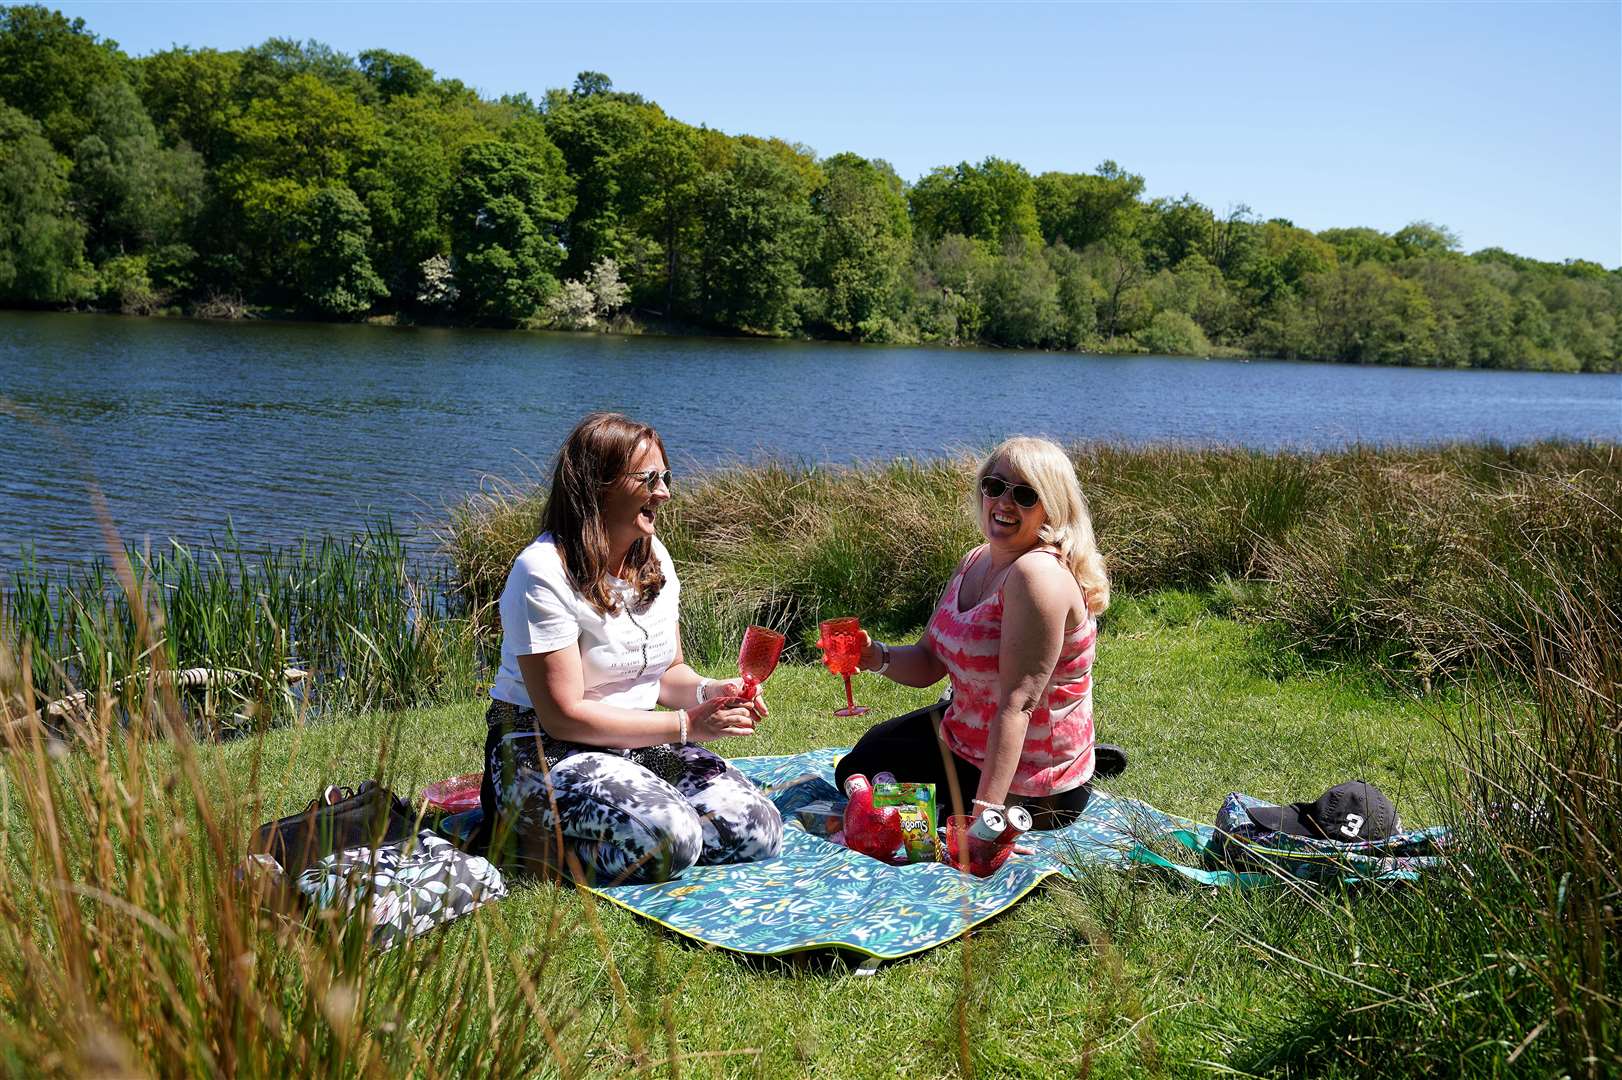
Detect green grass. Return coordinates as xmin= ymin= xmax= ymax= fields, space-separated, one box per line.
xmin=4 ymin=440 xmax=1617 ymax=1075
xmin=184 ymin=594 xmax=1467 ymax=1078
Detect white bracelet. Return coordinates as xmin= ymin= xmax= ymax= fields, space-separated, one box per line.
xmin=971 ymin=797 xmax=1006 ymax=812
xmin=677 ymin=709 xmax=689 ymax=744
xmin=695 ymin=677 xmax=716 ymax=705
xmin=874 ymin=641 xmax=892 ymax=675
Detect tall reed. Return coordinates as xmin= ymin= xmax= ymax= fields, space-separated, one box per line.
xmin=0 ymin=611 xmax=688 ymax=1075
xmin=2 ymin=523 xmax=474 ymax=733
xmin=1221 ymin=530 xmax=1620 ymax=1077
xmin=447 ymin=441 xmax=1620 ymax=679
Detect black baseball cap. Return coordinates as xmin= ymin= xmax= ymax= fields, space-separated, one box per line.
xmin=1245 ymin=781 xmax=1399 ymax=842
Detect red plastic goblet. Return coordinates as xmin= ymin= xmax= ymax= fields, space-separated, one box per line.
xmin=817 ymin=616 xmax=869 ymax=717
xmin=736 ymin=624 xmax=785 ymax=703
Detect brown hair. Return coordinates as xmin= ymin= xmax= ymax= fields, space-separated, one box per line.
xmin=540 ymin=412 xmax=667 ymax=615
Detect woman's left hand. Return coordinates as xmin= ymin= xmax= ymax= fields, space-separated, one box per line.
xmin=711 ymin=677 xmax=769 ymax=719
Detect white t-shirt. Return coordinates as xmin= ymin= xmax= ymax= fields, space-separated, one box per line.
xmin=490 ymin=533 xmax=681 ymax=711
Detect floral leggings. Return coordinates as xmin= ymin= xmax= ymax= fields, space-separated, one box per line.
xmin=479 ymin=701 xmax=783 ymax=885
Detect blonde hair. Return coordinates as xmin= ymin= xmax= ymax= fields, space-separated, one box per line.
xmin=975 ymin=437 xmax=1111 ymax=616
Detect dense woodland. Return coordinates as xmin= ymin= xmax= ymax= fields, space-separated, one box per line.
xmin=1 ymin=5 xmax=1617 ymax=370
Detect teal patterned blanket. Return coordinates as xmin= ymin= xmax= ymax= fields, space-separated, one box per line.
xmin=582 ymin=748 xmax=1194 ymax=960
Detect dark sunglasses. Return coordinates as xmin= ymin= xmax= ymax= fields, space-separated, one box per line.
xmin=979 ymin=475 xmax=1040 ymax=508
xmin=625 ymin=468 xmax=674 ymax=493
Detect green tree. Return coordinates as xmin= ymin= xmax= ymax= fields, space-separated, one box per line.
xmin=221 ymin=71 xmax=381 ymax=290
xmin=1144 ymin=253 xmax=1236 ymax=342
xmin=73 ymin=79 xmax=204 ymax=259
xmin=235 ymin=37 xmax=368 ymax=104
xmin=1301 ymin=262 xmax=1437 ymax=364
xmin=690 ymin=143 xmax=815 ymax=333
xmin=1141 ymin=195 xmax=1216 ymax=273
xmin=0 ymin=104 xmax=86 ymax=302
xmin=355 ymin=92 xmax=492 ymax=303
xmin=292 ymin=184 xmax=386 ymax=316
xmin=983 ymin=242 xmax=1063 ymax=348
xmin=448 ymin=138 xmax=572 ymax=320
xmin=1319 ymin=226 xmax=1403 ymax=265
xmin=1045 ymin=242 xmax=1100 ymax=348
xmin=1033 ymin=160 xmax=1145 ymax=250
xmin=1393 ymin=220 xmax=1461 ymax=258
xmin=357 ymin=48 xmax=434 ymax=103
xmin=909 ymin=157 xmax=1040 ymax=247
xmin=0 ymin=4 xmax=127 ymax=151
xmin=809 ymin=152 xmax=910 ymax=337
xmin=543 ymin=89 xmax=662 ymax=277
xmin=620 ymin=118 xmax=704 ymax=313
xmin=1140 ymin=310 xmax=1211 ymax=355
xmin=135 ymin=47 xmax=243 ymax=165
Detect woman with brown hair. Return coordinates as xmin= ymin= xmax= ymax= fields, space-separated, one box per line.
xmin=479 ymin=412 xmax=782 ymax=884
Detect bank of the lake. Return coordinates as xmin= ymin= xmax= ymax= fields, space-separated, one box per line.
xmin=4 ymin=310 xmax=1618 ymax=570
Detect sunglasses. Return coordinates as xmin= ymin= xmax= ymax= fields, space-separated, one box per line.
xmin=979 ymin=475 xmax=1041 ymax=508
xmin=625 ymin=468 xmax=674 ymax=493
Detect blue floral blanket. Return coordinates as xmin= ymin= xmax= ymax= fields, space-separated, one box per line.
xmin=581 ymin=748 xmax=1190 ymax=960
xmin=583 ymin=750 xmax=1450 ymax=959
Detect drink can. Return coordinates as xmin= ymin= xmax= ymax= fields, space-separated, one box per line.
xmin=968 ymin=807 xmax=1006 ymax=842
xmin=999 ymin=804 xmax=1033 ymax=842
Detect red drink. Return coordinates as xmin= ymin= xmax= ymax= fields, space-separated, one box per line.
xmin=817 ymin=617 xmax=869 ymax=717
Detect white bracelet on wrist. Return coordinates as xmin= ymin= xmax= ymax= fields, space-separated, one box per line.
xmin=695 ymin=677 xmax=716 ymax=705
xmin=677 ymin=709 xmax=689 ymax=744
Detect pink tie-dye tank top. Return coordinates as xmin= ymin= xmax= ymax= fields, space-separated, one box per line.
xmin=924 ymin=546 xmax=1097 ymax=797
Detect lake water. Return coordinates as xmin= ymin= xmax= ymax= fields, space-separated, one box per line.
xmin=2 ymin=311 xmax=1618 ymax=568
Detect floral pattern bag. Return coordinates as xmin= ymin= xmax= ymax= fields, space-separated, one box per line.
xmin=294 ymin=831 xmax=507 ymax=951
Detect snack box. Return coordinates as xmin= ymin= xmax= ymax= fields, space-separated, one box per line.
xmin=873 ymin=781 xmax=940 ymax=863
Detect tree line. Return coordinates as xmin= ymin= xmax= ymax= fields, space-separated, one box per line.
xmin=1 ymin=5 xmax=1616 ymax=371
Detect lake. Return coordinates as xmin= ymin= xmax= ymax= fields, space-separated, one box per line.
xmin=2 ymin=311 xmax=1618 ymax=568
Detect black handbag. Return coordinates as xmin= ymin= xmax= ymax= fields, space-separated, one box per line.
xmin=249 ymin=781 xmax=418 ymax=877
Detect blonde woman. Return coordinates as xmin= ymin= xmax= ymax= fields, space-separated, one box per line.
xmin=835 ymin=436 xmax=1122 ymax=829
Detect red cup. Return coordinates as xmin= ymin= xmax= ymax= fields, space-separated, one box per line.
xmin=944 ymin=814 xmax=1012 ymax=877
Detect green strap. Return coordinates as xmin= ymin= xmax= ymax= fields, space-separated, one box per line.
xmin=1125 ymin=827 xmax=1275 ymax=889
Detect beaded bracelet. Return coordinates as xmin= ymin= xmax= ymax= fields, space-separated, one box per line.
xmin=971 ymin=797 xmax=1006 ymax=812
xmin=677 ymin=709 xmax=689 ymax=744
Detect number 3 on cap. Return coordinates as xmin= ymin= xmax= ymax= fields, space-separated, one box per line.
xmin=1339 ymin=813 xmax=1364 ymax=839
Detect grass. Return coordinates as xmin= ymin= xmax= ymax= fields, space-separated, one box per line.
xmin=1 ymin=443 xmax=1617 ymax=1075
xmin=4 ymin=593 xmax=1486 ymax=1077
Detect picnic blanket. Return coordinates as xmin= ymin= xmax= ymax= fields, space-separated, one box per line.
xmin=579 ymin=749 xmax=1451 ymax=960
xmin=580 ymin=748 xmax=1186 ymax=960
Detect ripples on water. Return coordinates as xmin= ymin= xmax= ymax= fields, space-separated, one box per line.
xmin=2 ymin=311 xmax=1618 ymax=567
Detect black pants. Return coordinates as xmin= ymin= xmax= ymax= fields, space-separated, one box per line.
xmin=833 ymin=701 xmax=1091 ymax=830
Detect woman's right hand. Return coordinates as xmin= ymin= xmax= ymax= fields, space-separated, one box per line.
xmin=687 ymin=694 xmax=759 ymax=741
xmin=854 ymin=629 xmax=880 ymax=672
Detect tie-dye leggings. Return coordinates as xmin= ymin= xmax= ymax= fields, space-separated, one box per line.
xmin=479 ymin=703 xmax=783 ymax=885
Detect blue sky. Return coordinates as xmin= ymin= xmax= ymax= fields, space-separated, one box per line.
xmin=50 ymin=1 xmax=1622 ymax=266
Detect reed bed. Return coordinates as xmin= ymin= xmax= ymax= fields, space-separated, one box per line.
xmin=1220 ymin=526 xmax=1621 ymax=1077
xmin=2 ymin=523 xmax=473 ymax=734
xmin=0 ymin=642 xmax=667 ymax=1077
xmin=448 ymin=441 xmax=1622 ymax=682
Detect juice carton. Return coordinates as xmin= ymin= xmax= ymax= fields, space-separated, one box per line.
xmin=872 ymin=778 xmax=940 ymax=863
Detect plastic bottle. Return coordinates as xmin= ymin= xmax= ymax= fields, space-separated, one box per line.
xmin=841 ymin=774 xmax=904 ymax=861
